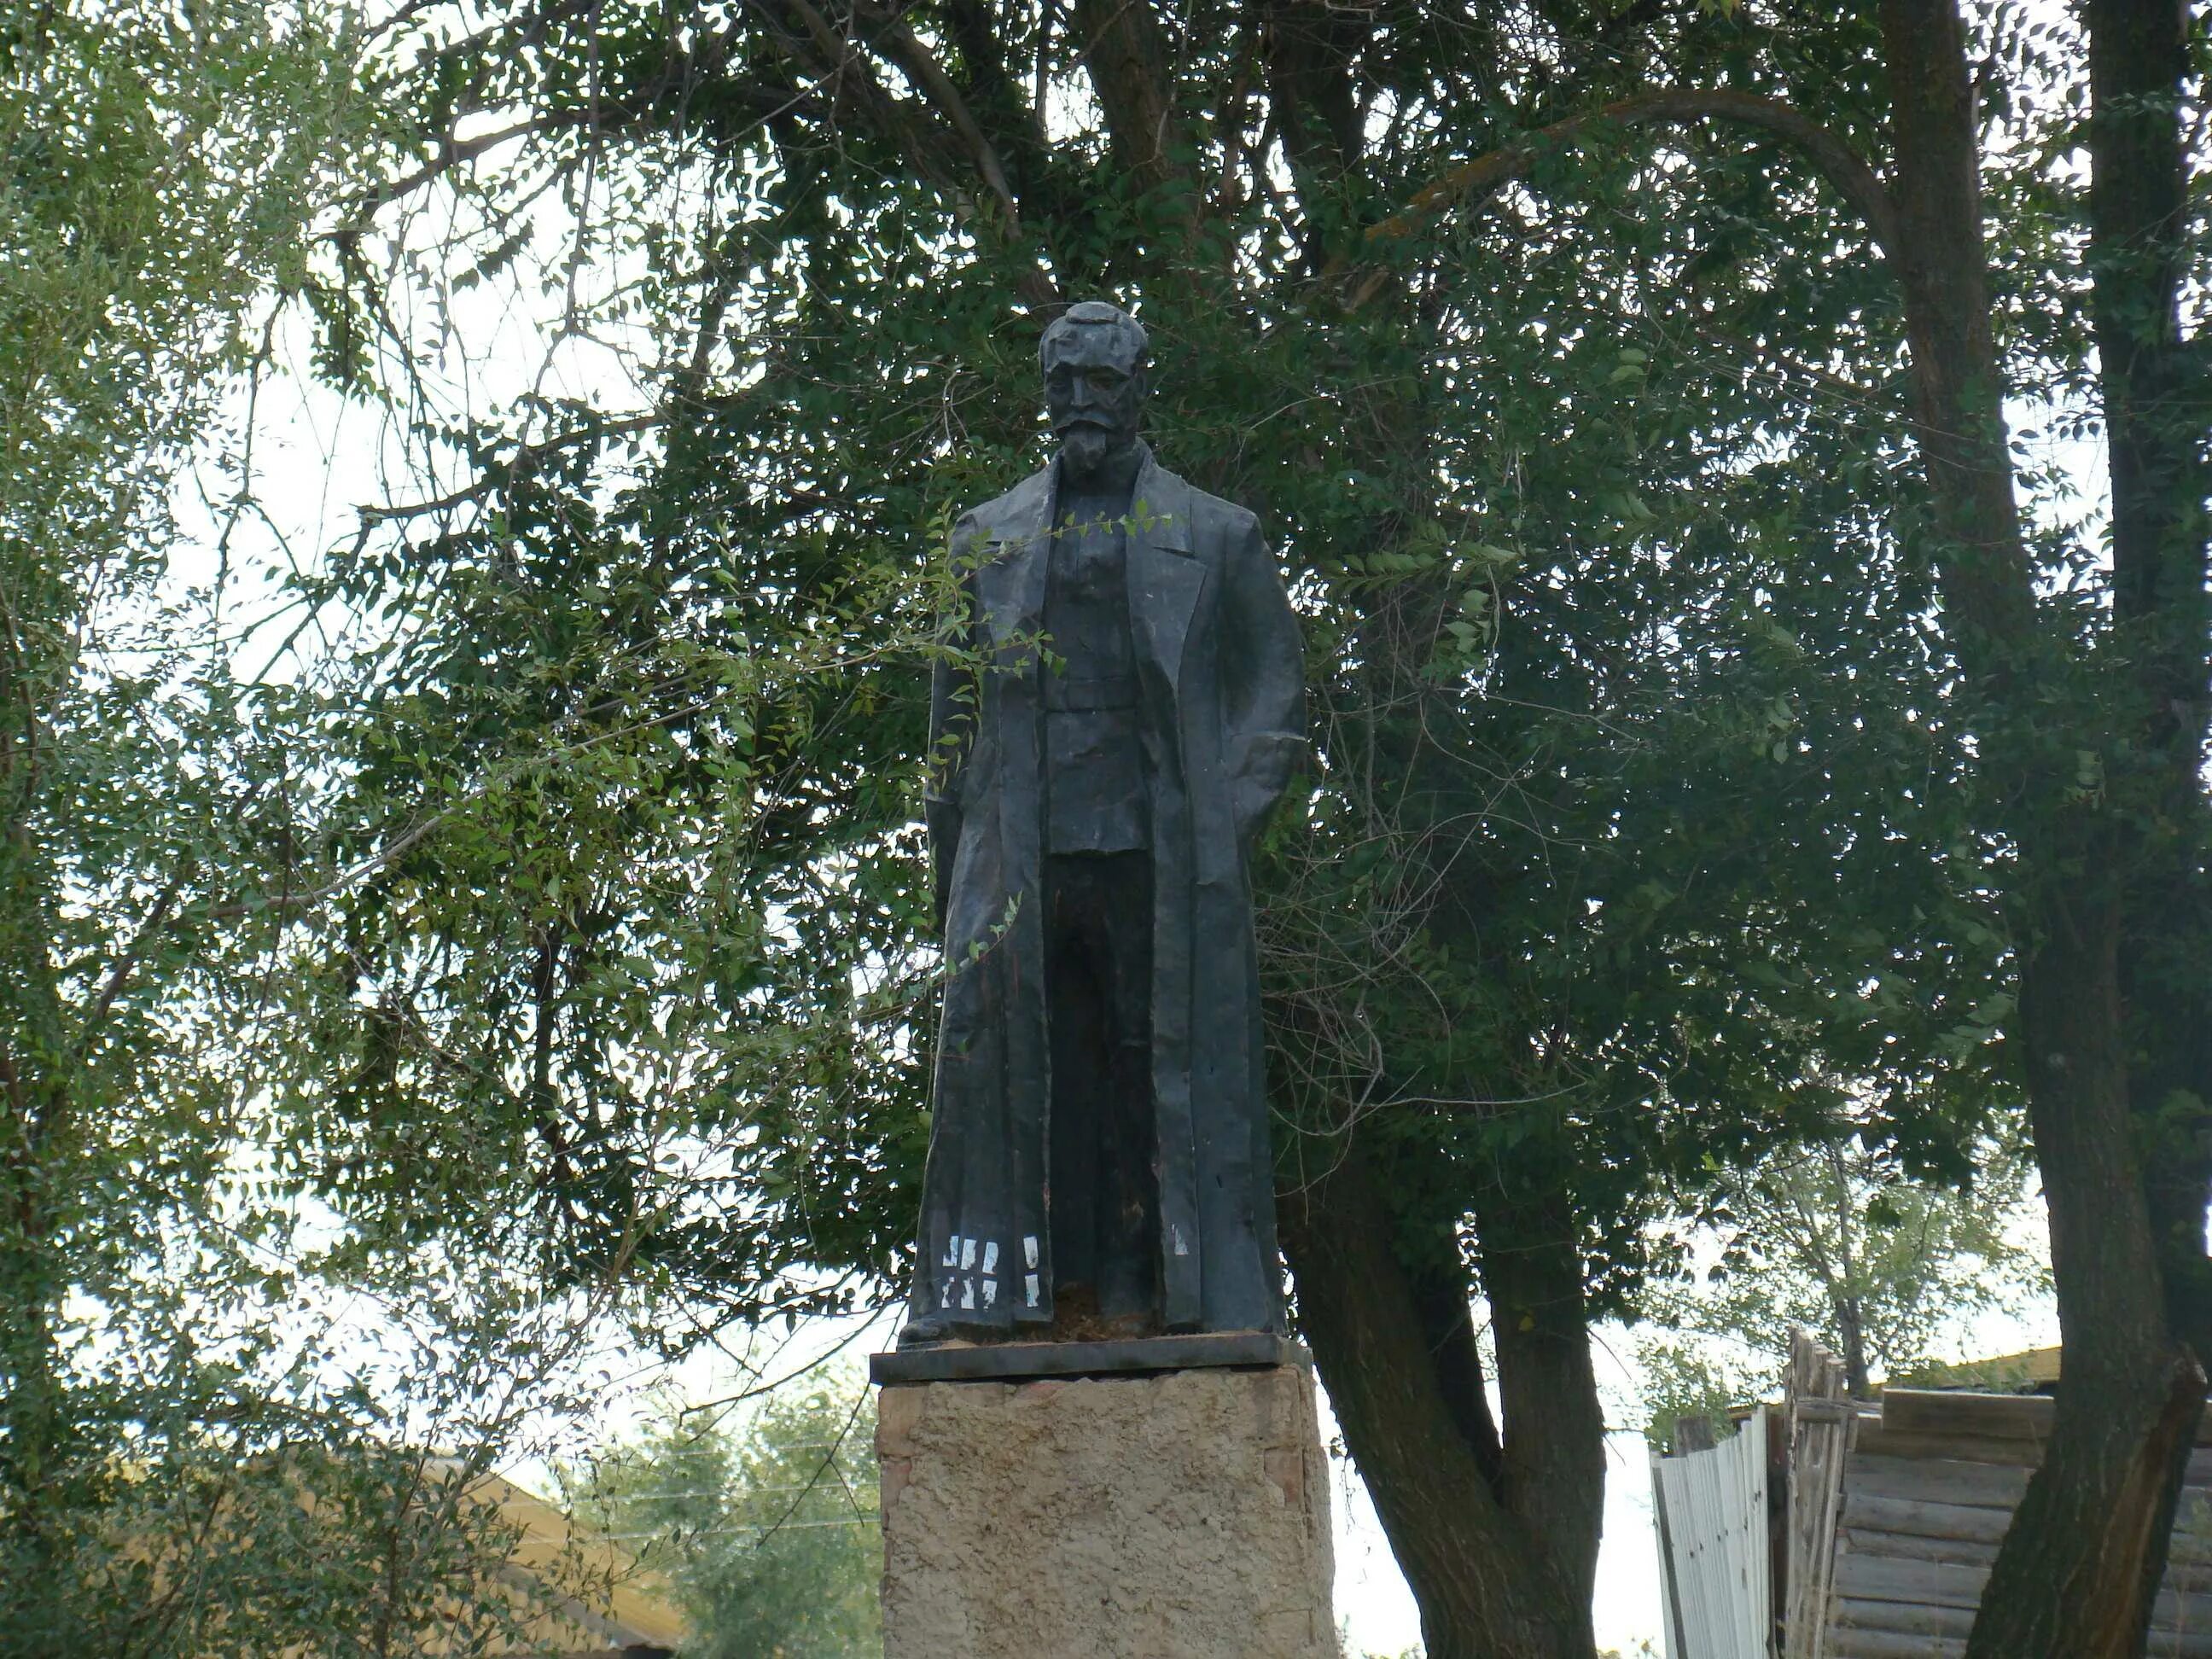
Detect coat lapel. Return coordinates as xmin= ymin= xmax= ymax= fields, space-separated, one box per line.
xmin=975 ymin=465 xmax=1054 ymax=658
xmin=1126 ymin=453 xmax=1203 ymax=693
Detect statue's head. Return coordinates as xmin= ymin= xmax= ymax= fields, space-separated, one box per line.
xmin=1040 ymin=300 xmax=1148 ymax=482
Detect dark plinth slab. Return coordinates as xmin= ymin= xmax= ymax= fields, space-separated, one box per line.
xmin=870 ymin=1330 xmax=1309 ymax=1385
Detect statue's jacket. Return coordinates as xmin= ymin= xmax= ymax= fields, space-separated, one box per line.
xmin=917 ymin=444 xmax=1306 ymax=1336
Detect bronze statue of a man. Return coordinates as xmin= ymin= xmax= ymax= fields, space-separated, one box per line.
xmin=902 ymin=301 xmax=1305 ymax=1348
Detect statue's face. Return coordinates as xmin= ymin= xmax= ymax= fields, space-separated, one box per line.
xmin=1044 ymin=327 xmax=1145 ymax=478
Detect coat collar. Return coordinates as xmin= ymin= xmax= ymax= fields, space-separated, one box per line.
xmin=987 ymin=441 xmax=1193 ymax=559
xmin=1125 ymin=444 xmax=1194 ymax=555
xmin=975 ymin=443 xmax=1202 ymax=690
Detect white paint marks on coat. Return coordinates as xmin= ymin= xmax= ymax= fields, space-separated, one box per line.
xmin=1173 ymin=1226 xmax=1190 ymax=1256
xmin=940 ymin=1278 xmax=957 ymax=1309
xmin=1023 ymin=1235 xmax=1039 ymax=1269
xmin=961 ymin=1278 xmax=976 ymax=1309
xmin=960 ymin=1237 xmax=978 ymax=1271
xmin=1024 ymin=1273 xmax=1041 ymax=1307
xmin=982 ymin=1279 xmax=998 ymax=1308
xmin=981 ymin=1241 xmax=998 ymax=1274
xmin=942 ymin=1234 xmax=962 ymax=1268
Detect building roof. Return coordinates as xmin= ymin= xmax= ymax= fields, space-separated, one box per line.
xmin=464 ymin=1468 xmax=690 ymax=1656
xmin=1902 ymin=1344 xmax=2061 ymax=1391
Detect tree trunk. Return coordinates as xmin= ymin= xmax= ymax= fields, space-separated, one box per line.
xmin=1871 ymin=0 xmax=2034 ymax=660
xmin=2133 ymin=849 xmax=2212 ymax=1362
xmin=1872 ymin=4 xmax=2208 ymax=1651
xmin=1837 ymin=1295 xmax=1871 ymax=1401
xmin=1068 ymin=0 xmax=1188 ymax=202
xmin=1476 ymin=1186 xmax=1607 ymax=1631
xmin=0 ymin=636 xmax=75 ymax=1642
xmin=1279 ymin=1142 xmax=1599 ymax=1659
xmin=1866 ymin=6 xmax=2212 ymax=1654
xmin=1976 ymin=896 xmax=2203 ymax=1656
xmin=2085 ymin=0 xmax=2212 ymax=1371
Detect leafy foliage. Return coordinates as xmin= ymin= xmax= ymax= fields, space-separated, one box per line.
xmin=581 ymin=1373 xmax=882 ymax=1659
xmin=311 ymin=0 xmax=2032 ymax=1337
xmin=5 ymin=0 xmax=2192 ymax=1650
xmin=1638 ymin=1119 xmax=2048 ymax=1435
xmin=300 ymin=8 xmax=2083 ymax=1646
xmin=0 ymin=6 xmax=629 ymax=1650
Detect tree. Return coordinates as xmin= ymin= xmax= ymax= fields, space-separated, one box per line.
xmin=582 ymin=1374 xmax=881 ymax=1659
xmin=1559 ymin=6 xmax=2208 ymax=1649
xmin=0 ymin=9 xmax=641 ymax=1651
xmin=1316 ymin=3 xmax=2211 ymax=1646
xmin=0 ymin=3 xmax=365 ymax=1644
xmin=316 ymin=3 xmax=2053 ymax=1656
xmin=294 ymin=0 xmax=2176 ymax=1654
xmin=1639 ymin=1121 xmax=2046 ymax=1421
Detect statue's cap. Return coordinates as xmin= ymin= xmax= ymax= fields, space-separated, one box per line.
xmin=1039 ymin=300 xmax=1148 ymax=370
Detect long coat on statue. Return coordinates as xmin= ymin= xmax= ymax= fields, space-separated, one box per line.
xmin=912 ymin=444 xmax=1306 ymax=1337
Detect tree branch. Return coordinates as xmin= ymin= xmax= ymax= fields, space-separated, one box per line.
xmin=850 ymin=0 xmax=1024 ymax=230
xmin=1363 ymin=87 xmax=1901 ymax=270
xmin=355 ymin=413 xmax=667 ymax=527
xmin=342 ymin=114 xmax=596 ymax=238
xmin=341 ymin=25 xmax=798 ymax=236
xmin=76 ymin=868 xmax=192 ymax=1058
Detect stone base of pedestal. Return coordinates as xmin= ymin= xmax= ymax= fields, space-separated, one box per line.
xmin=876 ymin=1362 xmax=1340 ymax=1659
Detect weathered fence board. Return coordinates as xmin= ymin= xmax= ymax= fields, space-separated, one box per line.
xmin=1663 ymin=1334 xmax=2212 ymax=1658
xmin=1835 ymin=1551 xmax=1984 ymax=1610
xmin=1840 ymin=1491 xmax=2011 ymax=1543
xmin=1877 ymin=1388 xmax=2212 ymax=1448
xmin=1783 ymin=1330 xmax=1850 ymax=1659
xmin=1845 ymin=1452 xmax=2030 ymax=1511
xmin=1831 ymin=1594 xmax=1973 ymax=1637
xmin=1841 ymin=1495 xmax=2212 ymax=1569
xmin=1654 ymin=1406 xmax=1771 ymax=1658
xmin=1825 ymin=1628 xmax=1965 ymax=1659
xmin=1837 ymin=1525 xmax=1997 ymax=1569
xmin=1848 ymin=1424 xmax=2047 ymax=1466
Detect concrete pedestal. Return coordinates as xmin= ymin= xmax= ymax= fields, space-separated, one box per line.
xmin=876 ymin=1362 xmax=1340 ymax=1658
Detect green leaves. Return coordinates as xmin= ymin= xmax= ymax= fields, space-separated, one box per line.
xmin=6 ymin=0 xmax=2165 ymax=1641
xmin=1637 ymin=1126 xmax=2047 ymax=1412
xmin=296 ymin=0 xmax=2046 ymax=1355
xmin=0 ymin=11 xmax=571 ymax=1650
xmin=581 ymin=1375 xmax=881 ymax=1659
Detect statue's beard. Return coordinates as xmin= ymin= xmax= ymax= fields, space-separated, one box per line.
xmin=1057 ymin=423 xmax=1126 ymax=480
